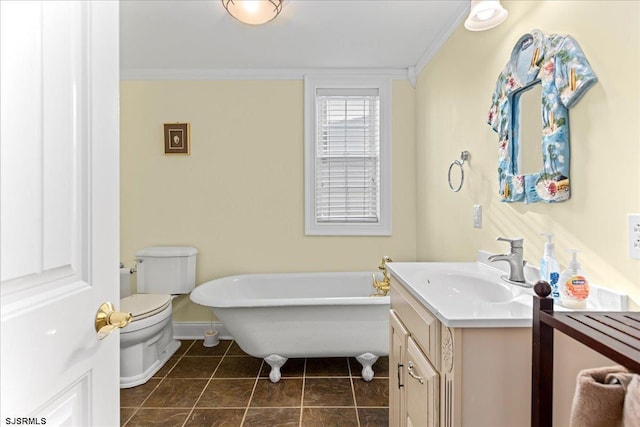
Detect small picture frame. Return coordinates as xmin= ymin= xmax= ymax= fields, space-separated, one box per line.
xmin=163 ymin=123 xmax=190 ymax=155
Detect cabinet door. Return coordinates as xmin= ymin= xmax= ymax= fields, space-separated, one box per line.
xmin=390 ymin=310 xmax=409 ymax=427
xmin=406 ymin=337 xmax=439 ymax=427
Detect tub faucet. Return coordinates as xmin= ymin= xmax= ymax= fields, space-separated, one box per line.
xmin=488 ymin=237 xmax=529 ymax=286
xmin=371 ymin=256 xmax=393 ymax=297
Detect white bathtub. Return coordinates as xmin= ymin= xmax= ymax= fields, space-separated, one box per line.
xmin=190 ymin=271 xmax=390 ymax=382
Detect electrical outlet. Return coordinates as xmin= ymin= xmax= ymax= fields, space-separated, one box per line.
xmin=473 ymin=205 xmax=482 ymax=229
xmin=629 ymin=214 xmax=640 ymax=259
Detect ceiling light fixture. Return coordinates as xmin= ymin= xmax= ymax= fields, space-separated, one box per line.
xmin=222 ymin=0 xmax=283 ymax=25
xmin=464 ymin=0 xmax=508 ymax=31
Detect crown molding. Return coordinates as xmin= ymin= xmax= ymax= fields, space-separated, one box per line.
xmin=120 ymin=67 xmax=411 ymax=81
xmin=413 ymin=2 xmax=469 ymax=77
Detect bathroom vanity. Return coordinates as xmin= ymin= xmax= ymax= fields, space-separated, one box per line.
xmin=389 ymin=274 xmax=532 ymax=427
xmin=387 ymin=258 xmax=623 ymax=427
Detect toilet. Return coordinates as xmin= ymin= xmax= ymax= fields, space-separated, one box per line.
xmin=119 ymin=246 xmax=197 ymax=388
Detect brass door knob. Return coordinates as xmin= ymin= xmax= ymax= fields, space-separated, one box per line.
xmin=95 ymin=302 xmax=132 ymax=340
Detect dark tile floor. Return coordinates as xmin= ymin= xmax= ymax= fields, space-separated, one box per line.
xmin=121 ymin=340 xmax=389 ymax=427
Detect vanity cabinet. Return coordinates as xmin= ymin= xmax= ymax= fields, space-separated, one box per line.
xmin=389 ymin=278 xmax=441 ymax=427
xmin=389 ymin=256 xmax=616 ymax=427
xmin=389 ymin=274 xmax=618 ymax=427
xmin=390 ymin=310 xmax=440 ymax=427
xmin=389 ymin=276 xmax=532 ymax=427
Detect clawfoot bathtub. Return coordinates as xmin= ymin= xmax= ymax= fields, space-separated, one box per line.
xmin=190 ymin=271 xmax=389 ymax=382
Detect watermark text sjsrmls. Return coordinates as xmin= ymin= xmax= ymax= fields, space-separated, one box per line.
xmin=4 ymin=418 xmax=47 ymax=425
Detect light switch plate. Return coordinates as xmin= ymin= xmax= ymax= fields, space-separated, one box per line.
xmin=629 ymin=214 xmax=640 ymax=259
xmin=473 ymin=205 xmax=482 ymax=229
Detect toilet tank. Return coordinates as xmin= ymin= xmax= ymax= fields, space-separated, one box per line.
xmin=135 ymin=246 xmax=197 ymax=295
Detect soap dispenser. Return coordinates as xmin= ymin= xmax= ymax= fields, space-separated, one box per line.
xmin=540 ymin=233 xmax=561 ymax=303
xmin=559 ymin=250 xmax=590 ymax=309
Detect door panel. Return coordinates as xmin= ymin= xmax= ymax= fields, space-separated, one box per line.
xmin=406 ymin=337 xmax=439 ymax=427
xmin=390 ymin=310 xmax=409 ymax=427
xmin=1 ymin=1 xmax=120 ymax=425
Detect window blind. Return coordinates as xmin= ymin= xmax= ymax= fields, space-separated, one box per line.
xmin=315 ymin=88 xmax=380 ymax=224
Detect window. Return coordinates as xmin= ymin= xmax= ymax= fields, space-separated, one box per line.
xmin=304 ymin=76 xmax=391 ymax=236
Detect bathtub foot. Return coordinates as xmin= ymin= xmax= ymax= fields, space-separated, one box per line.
xmin=265 ymin=354 xmax=288 ymax=383
xmin=356 ymin=353 xmax=379 ymax=382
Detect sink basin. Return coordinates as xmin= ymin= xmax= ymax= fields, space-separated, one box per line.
xmin=386 ymin=260 xmax=535 ymax=327
xmin=426 ymin=272 xmax=518 ymax=303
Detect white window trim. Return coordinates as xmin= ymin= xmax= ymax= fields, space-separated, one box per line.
xmin=304 ymin=75 xmax=392 ymax=236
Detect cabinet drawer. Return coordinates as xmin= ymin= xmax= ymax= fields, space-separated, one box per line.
xmin=390 ymin=278 xmax=440 ymax=370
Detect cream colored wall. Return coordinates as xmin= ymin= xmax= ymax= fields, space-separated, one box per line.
xmin=120 ymin=80 xmax=416 ymax=322
xmin=416 ymin=1 xmax=640 ymax=304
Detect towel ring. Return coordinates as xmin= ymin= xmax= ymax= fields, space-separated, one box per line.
xmin=448 ymin=151 xmax=470 ymax=192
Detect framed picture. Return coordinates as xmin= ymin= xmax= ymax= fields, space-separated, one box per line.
xmin=163 ymin=123 xmax=190 ymax=155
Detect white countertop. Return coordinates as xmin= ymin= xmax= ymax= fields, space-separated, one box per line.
xmin=386 ymin=252 xmax=628 ymax=328
xmin=387 ymin=261 xmax=534 ymax=328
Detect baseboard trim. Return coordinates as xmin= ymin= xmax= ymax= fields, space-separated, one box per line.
xmin=173 ymin=321 xmax=233 ymax=340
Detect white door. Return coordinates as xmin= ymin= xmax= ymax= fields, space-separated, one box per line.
xmin=1 ymin=1 xmax=121 ymax=426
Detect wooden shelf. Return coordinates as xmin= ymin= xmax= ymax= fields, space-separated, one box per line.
xmin=540 ymin=311 xmax=640 ymax=372
xmin=531 ymin=286 xmax=640 ymax=427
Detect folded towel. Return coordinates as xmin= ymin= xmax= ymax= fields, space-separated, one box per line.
xmin=624 ymin=375 xmax=640 ymax=427
xmin=569 ymin=366 xmax=628 ymax=427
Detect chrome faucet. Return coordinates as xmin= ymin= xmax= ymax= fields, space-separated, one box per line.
xmin=371 ymin=256 xmax=393 ymax=297
xmin=488 ymin=237 xmax=529 ymax=286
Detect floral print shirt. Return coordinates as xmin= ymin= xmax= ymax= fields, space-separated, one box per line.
xmin=488 ymin=30 xmax=597 ymax=203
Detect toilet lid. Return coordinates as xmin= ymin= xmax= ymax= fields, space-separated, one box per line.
xmin=120 ymin=294 xmax=171 ymax=321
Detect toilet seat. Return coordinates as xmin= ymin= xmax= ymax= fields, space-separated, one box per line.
xmin=121 ymin=294 xmax=171 ymax=321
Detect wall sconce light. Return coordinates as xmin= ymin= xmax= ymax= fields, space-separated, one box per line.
xmin=464 ymin=0 xmax=508 ymax=31
xmin=222 ymin=0 xmax=283 ymax=25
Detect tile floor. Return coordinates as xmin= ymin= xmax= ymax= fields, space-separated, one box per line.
xmin=120 ymin=340 xmax=389 ymax=426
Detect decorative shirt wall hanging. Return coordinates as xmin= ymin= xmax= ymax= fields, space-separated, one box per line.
xmin=487 ymin=30 xmax=597 ymax=203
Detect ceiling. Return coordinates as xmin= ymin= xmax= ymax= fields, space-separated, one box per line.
xmin=120 ymin=0 xmax=469 ymax=79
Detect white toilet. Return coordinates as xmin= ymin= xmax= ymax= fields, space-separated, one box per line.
xmin=119 ymin=246 xmax=197 ymax=388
